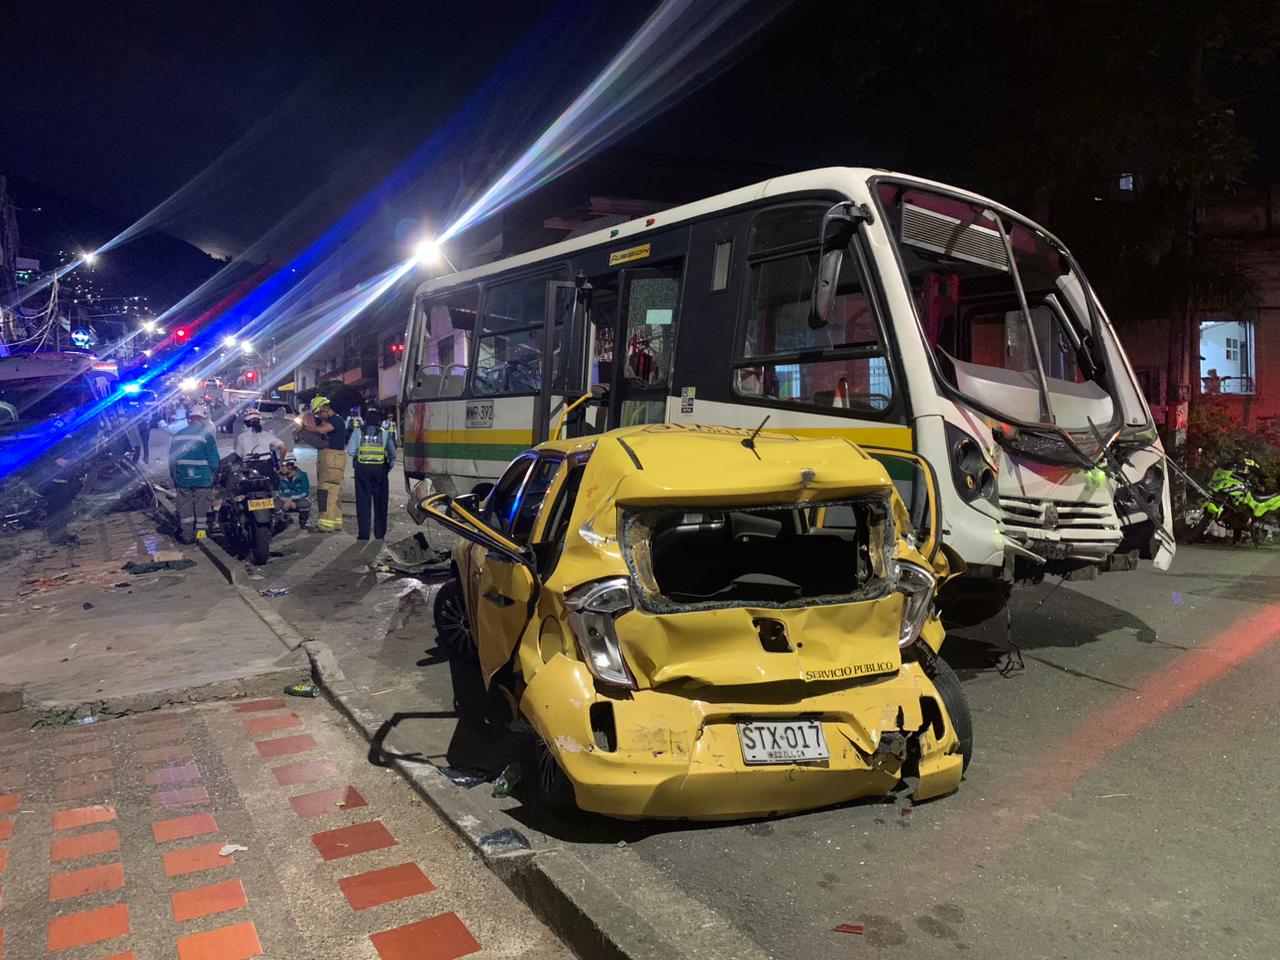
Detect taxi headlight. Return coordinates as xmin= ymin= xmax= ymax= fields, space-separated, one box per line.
xmin=565 ymin=577 xmax=636 ymax=689
xmin=895 ymin=561 xmax=936 ymax=648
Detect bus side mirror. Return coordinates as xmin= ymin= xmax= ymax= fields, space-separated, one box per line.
xmin=809 ymin=248 xmax=844 ymax=330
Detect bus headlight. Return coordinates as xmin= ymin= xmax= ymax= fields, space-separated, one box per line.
xmin=565 ymin=578 xmax=636 ymax=689
xmin=895 ymin=561 xmax=936 ymax=648
xmin=945 ymin=422 xmax=998 ymax=506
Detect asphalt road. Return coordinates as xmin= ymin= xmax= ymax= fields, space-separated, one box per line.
xmin=257 ymin=531 xmax=1280 ymax=960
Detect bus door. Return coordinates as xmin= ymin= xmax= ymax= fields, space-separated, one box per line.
xmin=609 ymin=264 xmax=682 ymax=428
xmin=538 ymin=281 xmax=577 ymax=443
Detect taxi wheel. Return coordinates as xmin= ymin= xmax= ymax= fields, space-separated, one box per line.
xmin=434 ymin=580 xmax=478 ymax=663
xmin=931 ymin=657 xmax=973 ymax=773
xmin=533 ymin=737 xmax=578 ymax=818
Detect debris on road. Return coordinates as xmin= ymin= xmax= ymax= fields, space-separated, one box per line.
xmin=833 ymin=924 xmax=865 ymax=935
xmin=260 ymin=587 xmax=290 ymax=597
xmin=1172 ymin=591 xmax=1185 ymax=606
xmin=439 ymin=767 xmax=490 ymax=788
xmin=491 ymin=762 xmax=524 ymax=798
xmin=373 ymin=532 xmax=451 ymax=577
xmin=121 ymin=557 xmax=195 ymax=574
xmin=218 ymin=843 xmax=249 ymax=856
xmin=477 ymin=827 xmax=531 ymax=856
xmin=283 ymin=683 xmax=318 ymax=698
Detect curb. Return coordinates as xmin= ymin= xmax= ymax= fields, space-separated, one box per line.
xmin=302 ymin=640 xmax=671 ymax=960
xmin=29 ymin=667 xmax=310 ymax=722
xmin=197 ymin=536 xmax=309 ymax=652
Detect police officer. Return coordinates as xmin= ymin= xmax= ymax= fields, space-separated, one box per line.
xmin=345 ymin=403 xmax=395 ymax=541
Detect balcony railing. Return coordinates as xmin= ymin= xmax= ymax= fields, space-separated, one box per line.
xmin=1201 ymin=375 xmax=1255 ymax=395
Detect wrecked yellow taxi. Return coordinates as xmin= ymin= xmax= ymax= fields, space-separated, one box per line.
xmin=415 ymin=424 xmax=970 ymax=820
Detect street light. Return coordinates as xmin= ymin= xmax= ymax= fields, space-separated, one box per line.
xmin=414 ymin=237 xmax=456 ymax=270
xmin=80 ymin=250 xmax=98 ymax=266
xmin=142 ymin=320 xmax=158 ymax=333
xmin=222 ymin=335 xmax=239 ymax=348
xmin=241 ymin=342 xmax=254 ymax=354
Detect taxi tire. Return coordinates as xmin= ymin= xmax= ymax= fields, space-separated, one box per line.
xmin=533 ymin=736 xmax=578 ymax=818
xmin=931 ymin=657 xmax=972 ymax=773
xmin=434 ymin=579 xmax=478 ymax=663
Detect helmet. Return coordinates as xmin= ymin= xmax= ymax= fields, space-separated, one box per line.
xmin=243 ymin=409 xmax=262 ymax=423
xmin=188 ymin=403 xmax=210 ymax=420
xmin=310 ymin=396 xmax=329 ymax=413
xmin=363 ymin=405 xmax=381 ymax=423
xmin=282 ymin=452 xmax=298 ymax=468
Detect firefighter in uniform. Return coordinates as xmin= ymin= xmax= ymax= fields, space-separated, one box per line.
xmin=301 ymin=396 xmax=348 ymax=532
xmin=345 ymin=404 xmax=395 ymax=541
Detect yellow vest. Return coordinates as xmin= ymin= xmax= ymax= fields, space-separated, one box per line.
xmin=356 ymin=428 xmax=388 ymax=465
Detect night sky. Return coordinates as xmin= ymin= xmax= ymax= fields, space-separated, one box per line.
xmin=3 ymin=1 xmax=1277 ymax=263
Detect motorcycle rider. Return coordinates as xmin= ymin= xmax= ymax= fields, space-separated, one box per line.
xmin=277 ymin=452 xmax=313 ymax=529
xmin=234 ymin=409 xmax=286 ymax=460
xmin=301 ymin=396 xmax=348 ymax=532
xmin=169 ymin=403 xmax=220 ymax=542
xmin=346 ymin=403 xmax=395 ymax=541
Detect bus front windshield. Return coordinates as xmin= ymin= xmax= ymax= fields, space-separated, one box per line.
xmin=877 ymin=183 xmax=1119 ymax=436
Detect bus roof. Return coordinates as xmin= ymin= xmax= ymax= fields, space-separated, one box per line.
xmin=0 ymin=351 xmax=103 ymax=382
xmin=412 ymin=166 xmax=1046 ymax=299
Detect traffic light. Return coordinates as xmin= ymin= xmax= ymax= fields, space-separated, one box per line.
xmin=174 ymin=327 xmax=189 ymax=342
xmin=244 ymin=369 xmax=257 ymax=383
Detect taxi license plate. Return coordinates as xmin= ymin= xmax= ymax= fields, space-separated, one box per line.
xmin=737 ymin=720 xmax=829 ymax=765
xmin=247 ymin=498 xmax=275 ymax=511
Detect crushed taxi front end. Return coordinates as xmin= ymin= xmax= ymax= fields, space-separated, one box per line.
xmin=515 ymin=426 xmax=968 ymax=820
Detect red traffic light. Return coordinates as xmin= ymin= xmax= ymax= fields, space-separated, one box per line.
xmin=174 ymin=327 xmax=189 ymax=340
xmin=244 ymin=370 xmax=257 ymax=382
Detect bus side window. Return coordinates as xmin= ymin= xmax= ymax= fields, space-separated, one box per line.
xmin=409 ymin=288 xmax=477 ymax=400
xmin=473 ymin=272 xmax=565 ymax=397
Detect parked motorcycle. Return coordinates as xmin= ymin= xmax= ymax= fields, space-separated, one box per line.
xmin=1187 ymin=458 xmax=1280 ymax=545
xmin=218 ymin=453 xmax=286 ymax=564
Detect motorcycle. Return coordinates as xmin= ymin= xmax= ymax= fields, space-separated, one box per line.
xmin=218 ymin=453 xmax=287 ymax=564
xmin=1187 ymin=458 xmax=1280 ymax=545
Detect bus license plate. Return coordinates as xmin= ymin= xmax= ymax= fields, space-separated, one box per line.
xmin=247 ymin=498 xmax=275 ymax=511
xmin=737 ymin=720 xmax=829 ymax=764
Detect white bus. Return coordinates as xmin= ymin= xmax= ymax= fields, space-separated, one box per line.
xmin=399 ymin=168 xmax=1173 ymax=622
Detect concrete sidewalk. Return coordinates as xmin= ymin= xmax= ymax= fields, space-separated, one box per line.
xmin=0 ymin=506 xmax=306 ymax=714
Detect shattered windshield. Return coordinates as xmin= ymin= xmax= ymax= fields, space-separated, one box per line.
xmin=876 ymin=183 xmax=1120 ymax=434
xmin=0 ymin=378 xmax=90 ymax=434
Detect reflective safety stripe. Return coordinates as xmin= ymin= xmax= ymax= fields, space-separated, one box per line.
xmin=356 ymin=430 xmax=388 ymax=465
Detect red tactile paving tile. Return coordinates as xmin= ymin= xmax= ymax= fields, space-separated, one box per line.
xmin=46 ymin=902 xmax=130 ymax=952
xmin=52 ymin=805 xmax=117 ymax=832
xmin=288 ymin=786 xmax=367 ymax=819
xmin=152 ymin=813 xmax=218 ymax=844
xmin=57 ymin=755 xmax=114 ymax=778
xmin=133 ymin=726 xmax=188 ymax=747
xmin=312 ymin=820 xmax=397 ymax=861
xmin=50 ymin=862 xmax=126 ymax=901
xmin=233 ymin=699 xmax=284 ymax=713
xmin=0 ymin=820 xmax=11 ymax=841
xmin=254 ymin=733 xmax=317 ymax=758
xmin=171 ymin=878 xmax=248 ymax=922
xmin=55 ymin=776 xmax=114 ymax=803
xmin=271 ymin=760 xmax=338 ymax=787
xmin=162 ymin=841 xmax=235 ymax=877
xmin=137 ymin=744 xmax=194 ymax=764
xmin=152 ymin=786 xmax=210 ymax=809
xmin=0 ymin=847 xmax=8 ymax=874
xmin=370 ymin=912 xmax=480 ymax=960
xmin=99 ymin=953 xmax=135 ymax=960
xmin=339 ymin=862 xmax=435 ymax=911
xmin=243 ymin=713 xmax=301 ymax=734
xmin=54 ymin=737 xmax=109 ymax=759
xmin=0 ymin=794 xmax=18 ymax=814
xmin=52 ymin=828 xmax=120 ymax=863
xmin=145 ymin=762 xmax=201 ymax=787
xmin=176 ymin=920 xmax=262 ymax=960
